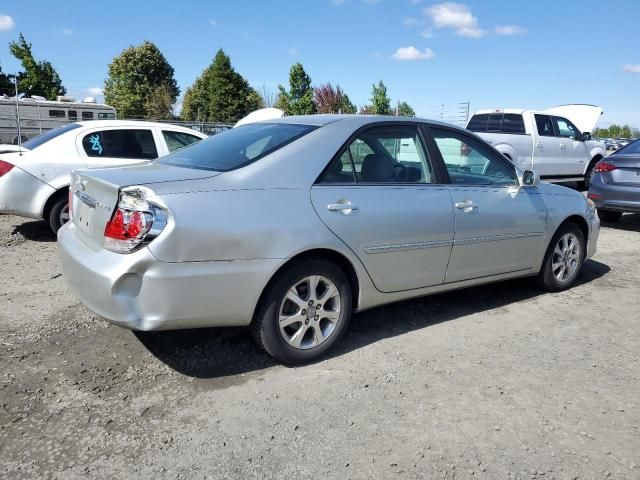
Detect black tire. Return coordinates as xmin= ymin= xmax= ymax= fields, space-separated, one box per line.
xmin=579 ymin=160 xmax=599 ymax=190
xmin=48 ymin=195 xmax=70 ymax=234
xmin=597 ymin=209 xmax=622 ymax=223
xmin=251 ymin=259 xmax=352 ymax=365
xmin=536 ymin=222 xmax=585 ymax=292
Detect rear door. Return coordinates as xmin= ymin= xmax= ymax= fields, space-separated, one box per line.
xmin=532 ymin=114 xmax=563 ymax=177
xmin=311 ymin=123 xmax=454 ymax=293
xmin=428 ymin=126 xmax=548 ymax=283
xmin=76 ymin=128 xmax=160 ymax=168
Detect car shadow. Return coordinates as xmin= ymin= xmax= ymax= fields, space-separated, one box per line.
xmin=12 ymin=220 xmax=57 ymax=242
xmin=136 ymin=258 xmax=610 ymax=379
xmin=600 ymin=213 xmax=640 ymax=232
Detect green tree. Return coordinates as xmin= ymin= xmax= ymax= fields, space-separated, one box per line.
xmin=8 ymin=33 xmax=66 ymax=99
xmin=608 ymin=124 xmax=622 ymax=138
xmin=621 ymin=125 xmax=632 ymax=138
xmin=340 ymin=93 xmax=357 ymax=114
xmin=397 ymin=101 xmax=416 ymax=117
xmin=370 ymin=80 xmax=391 ymax=115
xmin=145 ymin=84 xmax=174 ymax=120
xmin=0 ymin=64 xmax=13 ymax=96
xmin=104 ymin=41 xmax=179 ymax=119
xmin=276 ymin=63 xmax=316 ymax=115
xmin=181 ymin=49 xmax=259 ymax=123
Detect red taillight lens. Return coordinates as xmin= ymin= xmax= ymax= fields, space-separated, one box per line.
xmin=593 ymin=161 xmax=617 ymax=173
xmin=0 ymin=159 xmax=14 ymax=177
xmin=104 ymin=208 xmax=152 ymax=241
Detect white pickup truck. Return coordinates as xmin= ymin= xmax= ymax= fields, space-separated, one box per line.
xmin=466 ymin=104 xmax=606 ymax=187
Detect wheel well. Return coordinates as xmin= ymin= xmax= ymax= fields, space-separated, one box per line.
xmin=588 ymin=154 xmax=603 ymax=170
xmin=502 ymin=152 xmax=512 ymax=160
xmin=256 ymin=249 xmax=360 ymax=314
xmin=42 ymin=187 xmax=68 ymax=220
xmin=560 ymin=215 xmax=589 ymax=245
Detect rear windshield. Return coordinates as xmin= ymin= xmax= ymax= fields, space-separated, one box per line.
xmin=22 ymin=123 xmax=81 ymax=150
xmin=613 ymin=139 xmax=640 ymax=155
xmin=159 ymin=123 xmax=316 ymax=172
xmin=467 ymin=113 xmax=525 ymax=134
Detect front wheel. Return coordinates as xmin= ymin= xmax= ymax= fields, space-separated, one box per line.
xmin=48 ymin=196 xmax=70 ymax=234
xmin=597 ymin=209 xmax=622 ymax=223
xmin=251 ymin=259 xmax=352 ymax=365
xmin=536 ymin=223 xmax=585 ymax=292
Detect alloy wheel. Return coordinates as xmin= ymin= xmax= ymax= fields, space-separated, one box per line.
xmin=551 ymin=233 xmax=581 ymax=283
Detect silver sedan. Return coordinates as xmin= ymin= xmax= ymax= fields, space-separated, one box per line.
xmin=58 ymin=115 xmax=599 ymax=364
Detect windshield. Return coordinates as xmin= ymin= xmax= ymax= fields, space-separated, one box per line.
xmin=158 ymin=123 xmax=316 ymax=172
xmin=613 ymin=139 xmax=640 ymax=155
xmin=22 ymin=123 xmax=81 ymax=150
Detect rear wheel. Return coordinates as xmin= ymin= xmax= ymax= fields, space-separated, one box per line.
xmin=48 ymin=196 xmax=70 ymax=234
xmin=580 ymin=159 xmax=600 ymax=190
xmin=537 ymin=223 xmax=585 ymax=292
xmin=597 ymin=209 xmax=622 ymax=223
xmin=251 ymin=259 xmax=352 ymax=365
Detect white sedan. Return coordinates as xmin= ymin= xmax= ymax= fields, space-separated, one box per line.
xmin=0 ymin=120 xmax=207 ymax=233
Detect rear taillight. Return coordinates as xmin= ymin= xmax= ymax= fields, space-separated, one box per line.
xmin=0 ymin=159 xmax=14 ymax=177
xmin=103 ymin=188 xmax=167 ymax=254
xmin=593 ymin=161 xmax=617 ymax=173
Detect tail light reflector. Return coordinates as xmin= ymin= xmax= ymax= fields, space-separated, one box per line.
xmin=103 ymin=188 xmax=167 ymax=253
xmin=593 ymin=161 xmax=617 ymax=173
xmin=0 ymin=159 xmax=14 ymax=177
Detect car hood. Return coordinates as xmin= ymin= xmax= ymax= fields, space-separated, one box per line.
xmin=74 ymin=161 xmax=221 ymax=188
xmin=544 ymin=105 xmax=603 ymax=134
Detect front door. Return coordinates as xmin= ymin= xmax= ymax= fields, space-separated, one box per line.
xmin=532 ymin=114 xmax=564 ymax=177
xmin=429 ymin=126 xmax=548 ymax=283
xmin=311 ymin=124 xmax=454 ymax=293
xmin=553 ymin=116 xmax=588 ymax=176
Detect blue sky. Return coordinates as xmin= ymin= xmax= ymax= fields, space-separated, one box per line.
xmin=1 ymin=0 xmax=639 ymax=127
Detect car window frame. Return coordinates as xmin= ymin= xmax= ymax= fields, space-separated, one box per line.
xmin=552 ymin=116 xmax=582 ymax=139
xmin=315 ymin=121 xmax=449 ymax=186
xmin=79 ymin=127 xmax=159 ymax=160
xmin=534 ymin=114 xmax=555 ymax=138
xmin=161 ymin=129 xmax=204 ymax=154
xmin=423 ymin=124 xmax=519 ymax=187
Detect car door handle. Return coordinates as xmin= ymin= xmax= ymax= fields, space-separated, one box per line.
xmin=559 ymin=143 xmax=566 ymax=149
xmin=327 ymin=202 xmax=359 ymax=214
xmin=455 ymin=200 xmax=478 ymax=212
xmin=536 ymin=142 xmax=543 ymax=148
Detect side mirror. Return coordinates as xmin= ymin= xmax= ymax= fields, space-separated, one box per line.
xmin=522 ymin=170 xmax=540 ymax=187
xmin=581 ymin=132 xmax=592 ymax=141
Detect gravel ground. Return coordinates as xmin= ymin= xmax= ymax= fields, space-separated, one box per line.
xmin=0 ymin=212 xmax=639 ymax=480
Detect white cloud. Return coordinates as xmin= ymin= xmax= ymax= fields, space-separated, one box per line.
xmin=494 ymin=24 xmax=526 ymax=35
xmin=424 ymin=2 xmax=487 ymax=38
xmin=87 ymin=86 xmax=103 ymax=95
xmin=61 ymin=27 xmax=73 ymax=36
xmin=420 ymin=29 xmax=433 ymax=38
xmin=288 ymin=47 xmax=299 ymax=56
xmin=391 ymin=46 xmax=435 ymax=61
xmin=0 ymin=13 xmax=14 ymax=31
xmin=403 ymin=17 xmax=420 ymax=26
xmin=210 ymin=19 xmax=217 ymax=26
xmin=622 ymin=64 xmax=640 ymax=73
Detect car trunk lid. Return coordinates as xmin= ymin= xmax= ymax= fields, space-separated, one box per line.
xmin=70 ymin=163 xmax=220 ymax=249
xmin=604 ymin=154 xmax=640 ymax=185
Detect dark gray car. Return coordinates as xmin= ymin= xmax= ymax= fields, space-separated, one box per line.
xmin=588 ymin=139 xmax=640 ymax=222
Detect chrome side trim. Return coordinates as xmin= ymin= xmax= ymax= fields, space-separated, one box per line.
xmin=364 ymin=240 xmax=453 ymax=254
xmin=453 ymin=232 xmax=544 ymax=246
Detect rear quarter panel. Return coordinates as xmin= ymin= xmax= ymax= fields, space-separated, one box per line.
xmin=473 ymin=132 xmax=534 ymax=170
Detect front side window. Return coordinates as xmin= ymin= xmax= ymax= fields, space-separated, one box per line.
xmin=553 ymin=116 xmax=580 ymax=139
xmin=82 ymin=129 xmax=158 ymax=159
xmin=535 ymin=114 xmax=554 ymax=137
xmin=159 ymin=123 xmax=316 ymax=172
xmin=320 ymin=125 xmax=434 ymax=184
xmin=162 ymin=130 xmax=203 ymax=153
xmin=430 ymin=127 xmax=517 ymax=186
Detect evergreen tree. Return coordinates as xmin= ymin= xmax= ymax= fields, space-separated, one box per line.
xmin=276 ymin=63 xmax=316 ymax=115
xmin=182 ymin=49 xmax=259 ymax=123
xmin=370 ymin=80 xmax=391 ymax=115
xmin=9 ymin=33 xmax=66 ymax=99
xmin=0 ymin=64 xmax=13 ymax=96
xmin=104 ymin=41 xmax=179 ymax=119
xmin=397 ymin=101 xmax=416 ymax=117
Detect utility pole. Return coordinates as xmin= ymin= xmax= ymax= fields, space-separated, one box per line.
xmin=457 ymin=101 xmax=470 ymax=126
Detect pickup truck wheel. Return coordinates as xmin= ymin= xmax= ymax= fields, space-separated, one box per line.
xmin=251 ymin=259 xmax=352 ymax=365
xmin=536 ymin=223 xmax=585 ymax=292
xmin=597 ymin=209 xmax=622 ymax=223
xmin=48 ymin=196 xmax=70 ymax=234
xmin=580 ymin=159 xmax=600 ymax=190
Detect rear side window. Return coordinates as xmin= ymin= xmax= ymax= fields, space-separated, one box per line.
xmin=159 ymin=123 xmax=316 ymax=172
xmin=162 ymin=130 xmax=203 ymax=153
xmin=468 ymin=113 xmax=525 ymax=134
xmin=98 ymin=112 xmax=116 ymax=120
xmin=82 ymin=111 xmax=94 ymax=120
xmin=68 ymin=110 xmax=77 ymax=121
xmin=49 ymin=110 xmax=65 ymax=118
xmin=82 ymin=129 xmax=158 ymax=159
xmin=22 ymin=123 xmax=81 ymax=150
xmin=535 ymin=114 xmax=554 ymax=137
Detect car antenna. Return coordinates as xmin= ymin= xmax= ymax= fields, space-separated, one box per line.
xmin=14 ymin=74 xmax=23 ymax=156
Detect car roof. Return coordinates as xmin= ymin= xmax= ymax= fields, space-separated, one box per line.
xmin=74 ymin=120 xmax=206 ymax=134
xmin=256 ymin=114 xmax=465 ymax=131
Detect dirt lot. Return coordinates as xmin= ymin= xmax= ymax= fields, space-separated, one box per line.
xmin=1 ymin=212 xmax=639 ymax=480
